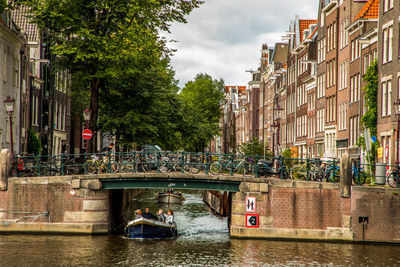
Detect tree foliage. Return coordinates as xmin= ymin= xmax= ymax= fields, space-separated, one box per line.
xmin=0 ymin=0 xmax=6 ymax=14
xmin=15 ymin=0 xmax=202 ymax=151
xmin=361 ymin=61 xmax=378 ymax=137
xmin=27 ymin=128 xmax=41 ymax=155
xmin=98 ymin=58 xmax=183 ymax=150
xmin=360 ymin=61 xmax=379 ymax=167
xmin=239 ymin=138 xmax=273 ymax=157
xmin=179 ymin=74 xmax=224 ymax=151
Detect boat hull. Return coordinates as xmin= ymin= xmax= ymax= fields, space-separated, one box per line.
xmin=157 ymin=192 xmax=183 ymax=204
xmin=125 ymin=218 xmax=177 ymax=239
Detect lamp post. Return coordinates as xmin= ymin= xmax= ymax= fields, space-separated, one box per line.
xmin=82 ymin=107 xmax=91 ymax=153
xmin=271 ymin=106 xmax=284 ymax=156
xmin=4 ymin=97 xmax=15 ymax=155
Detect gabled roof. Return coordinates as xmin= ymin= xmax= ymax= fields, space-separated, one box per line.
xmin=299 ymin=19 xmax=317 ymax=42
xmin=11 ymin=5 xmax=39 ymax=42
xmin=354 ymin=0 xmax=379 ymax=21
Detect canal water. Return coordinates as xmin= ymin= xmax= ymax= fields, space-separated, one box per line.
xmin=0 ymin=190 xmax=399 ymax=266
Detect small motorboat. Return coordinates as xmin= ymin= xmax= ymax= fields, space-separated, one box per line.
xmin=124 ymin=217 xmax=177 ymax=239
xmin=156 ymin=190 xmax=184 ymax=204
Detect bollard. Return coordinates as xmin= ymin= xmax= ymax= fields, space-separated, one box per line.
xmin=339 ymin=153 xmax=351 ymax=198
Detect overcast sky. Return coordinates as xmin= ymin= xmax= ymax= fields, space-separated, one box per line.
xmin=167 ymin=0 xmax=318 ymax=88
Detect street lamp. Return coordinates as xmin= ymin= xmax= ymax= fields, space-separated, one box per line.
xmin=82 ymin=107 xmax=91 ymax=153
xmin=83 ymin=107 xmax=91 ymax=125
xmin=271 ymin=106 xmax=284 ymax=156
xmin=4 ymin=97 xmax=15 ymax=155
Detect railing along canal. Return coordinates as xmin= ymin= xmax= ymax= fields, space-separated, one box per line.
xmin=11 ymin=152 xmax=400 ymax=187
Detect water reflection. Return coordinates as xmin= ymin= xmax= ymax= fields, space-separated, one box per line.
xmin=0 ymin=190 xmax=399 ymax=267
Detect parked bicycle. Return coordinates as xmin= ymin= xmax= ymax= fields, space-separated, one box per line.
xmin=86 ymin=154 xmax=119 ymax=174
xmin=257 ymin=157 xmax=289 ymax=179
xmin=210 ymin=155 xmax=255 ymax=176
xmin=352 ymin=160 xmax=367 ymax=185
xmin=387 ymin=167 xmax=400 ymax=188
xmin=159 ymin=151 xmax=191 ymax=173
xmin=325 ymin=160 xmax=340 ymax=183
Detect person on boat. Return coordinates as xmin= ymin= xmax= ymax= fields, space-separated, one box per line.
xmin=157 ymin=209 xmax=166 ymax=223
xmin=142 ymin=207 xmax=157 ymax=220
xmin=165 ymin=209 xmax=174 ymax=224
xmin=134 ymin=209 xmax=142 ymax=219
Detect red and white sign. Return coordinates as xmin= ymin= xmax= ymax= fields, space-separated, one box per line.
xmin=82 ymin=129 xmax=93 ymax=140
xmin=246 ymin=214 xmax=259 ymax=228
xmin=245 ymin=196 xmax=256 ymax=212
xmin=69 ymin=190 xmax=76 ymax=197
xmin=385 ymin=145 xmax=389 ymax=160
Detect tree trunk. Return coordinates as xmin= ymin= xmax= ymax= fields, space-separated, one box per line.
xmin=89 ymin=77 xmax=100 ymax=153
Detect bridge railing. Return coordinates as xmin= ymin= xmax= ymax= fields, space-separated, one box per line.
xmin=13 ymin=152 xmax=400 ymax=187
xmin=11 ymin=152 xmax=331 ymax=180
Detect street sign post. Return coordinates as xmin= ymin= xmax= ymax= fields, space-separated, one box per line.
xmin=82 ymin=129 xmax=93 ymax=140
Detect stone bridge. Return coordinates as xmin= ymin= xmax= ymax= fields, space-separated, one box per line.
xmin=0 ymin=150 xmax=399 ymax=244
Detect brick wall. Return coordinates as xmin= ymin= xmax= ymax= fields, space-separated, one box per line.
xmin=351 ymin=187 xmax=400 ymax=242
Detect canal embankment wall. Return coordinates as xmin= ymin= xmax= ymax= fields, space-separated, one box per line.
xmin=0 ymin=176 xmax=144 ymax=234
xmin=228 ymin=179 xmax=400 ymax=244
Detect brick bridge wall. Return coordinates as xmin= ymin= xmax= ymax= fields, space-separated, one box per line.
xmin=230 ymin=179 xmax=400 ymax=243
xmin=0 ymin=177 xmax=143 ymax=234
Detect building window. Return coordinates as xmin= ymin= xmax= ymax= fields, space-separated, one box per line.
xmin=339 ymin=61 xmax=347 ymax=90
xmin=383 ymin=25 xmax=393 ymax=64
xmin=384 ymin=0 xmax=393 ymax=13
xmin=382 ymin=80 xmax=392 ymax=117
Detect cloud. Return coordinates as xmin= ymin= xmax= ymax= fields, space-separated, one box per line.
xmin=167 ymin=0 xmax=318 ymax=87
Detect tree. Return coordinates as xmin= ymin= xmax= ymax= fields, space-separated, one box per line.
xmin=179 ymin=74 xmax=224 ymax=151
xmin=98 ymin=58 xmax=183 ymax=150
xmin=359 ymin=61 xmax=378 ymax=172
xmin=0 ymin=0 xmax=6 ymax=14
xmin=15 ymin=0 xmax=202 ymax=151
xmin=239 ymin=138 xmax=273 ymax=157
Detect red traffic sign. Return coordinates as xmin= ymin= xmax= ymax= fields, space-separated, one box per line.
xmin=246 ymin=214 xmax=259 ymax=228
xmin=82 ymin=129 xmax=93 ymax=140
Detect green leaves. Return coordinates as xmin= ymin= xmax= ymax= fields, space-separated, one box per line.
xmin=17 ymin=0 xmax=202 ymax=151
xmin=361 ymin=61 xmax=378 ymax=137
xmin=179 ymin=74 xmax=224 ymax=151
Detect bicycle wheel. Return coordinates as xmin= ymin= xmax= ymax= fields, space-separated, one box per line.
xmin=138 ymin=159 xmax=150 ymax=172
xmin=352 ymin=171 xmax=367 ymax=185
xmin=244 ymin=163 xmax=255 ymax=177
xmin=110 ymin=160 xmax=119 ymax=173
xmin=387 ymin=172 xmax=399 ymax=188
xmin=190 ymin=161 xmax=201 ymax=174
xmin=159 ymin=158 xmax=170 ymax=173
xmin=327 ymin=168 xmax=340 ymax=183
xmin=86 ymin=161 xmax=97 ymax=174
xmin=210 ymin=161 xmax=221 ymax=175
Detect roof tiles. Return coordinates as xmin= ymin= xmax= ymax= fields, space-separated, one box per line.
xmin=354 ymin=0 xmax=379 ymax=21
xmin=299 ymin=19 xmax=317 ymax=42
xmin=11 ymin=6 xmax=39 ymax=42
